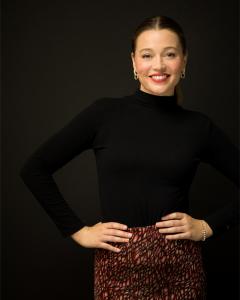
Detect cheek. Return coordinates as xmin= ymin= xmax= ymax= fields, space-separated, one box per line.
xmin=135 ymin=61 xmax=150 ymax=74
xmin=169 ymin=60 xmax=183 ymax=73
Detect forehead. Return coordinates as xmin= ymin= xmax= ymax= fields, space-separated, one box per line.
xmin=136 ymin=29 xmax=180 ymax=51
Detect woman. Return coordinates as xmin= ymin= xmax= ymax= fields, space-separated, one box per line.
xmin=20 ymin=15 xmax=239 ymax=299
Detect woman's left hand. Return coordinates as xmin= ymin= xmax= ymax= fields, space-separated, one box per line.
xmin=155 ymin=212 xmax=212 ymax=241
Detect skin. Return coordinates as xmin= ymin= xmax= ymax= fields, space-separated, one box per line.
xmin=71 ymin=222 xmax=133 ymax=253
xmin=71 ymin=29 xmax=213 ymax=251
xmin=156 ymin=213 xmax=213 ymax=241
xmin=131 ymin=29 xmax=213 ymax=240
xmin=131 ymin=28 xmax=187 ymax=96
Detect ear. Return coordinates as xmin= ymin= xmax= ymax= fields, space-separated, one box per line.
xmin=131 ymin=52 xmax=136 ymax=70
xmin=183 ymin=53 xmax=188 ymax=68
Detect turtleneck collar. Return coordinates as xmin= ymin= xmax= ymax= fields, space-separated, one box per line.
xmin=133 ymin=88 xmax=179 ymax=109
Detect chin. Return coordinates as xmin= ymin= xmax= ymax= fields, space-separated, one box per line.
xmin=143 ymin=84 xmax=173 ymax=95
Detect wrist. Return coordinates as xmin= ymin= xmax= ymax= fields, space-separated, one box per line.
xmin=71 ymin=226 xmax=89 ymax=238
xmin=201 ymin=220 xmax=213 ymax=240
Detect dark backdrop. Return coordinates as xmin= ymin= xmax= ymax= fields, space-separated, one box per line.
xmin=2 ymin=0 xmax=239 ymax=299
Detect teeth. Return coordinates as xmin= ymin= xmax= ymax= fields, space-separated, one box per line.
xmin=151 ymin=75 xmax=168 ymax=79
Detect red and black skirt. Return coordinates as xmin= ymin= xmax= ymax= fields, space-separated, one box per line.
xmin=93 ymin=223 xmax=207 ymax=299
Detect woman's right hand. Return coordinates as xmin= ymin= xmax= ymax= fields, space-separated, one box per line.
xmin=70 ymin=222 xmax=133 ymax=253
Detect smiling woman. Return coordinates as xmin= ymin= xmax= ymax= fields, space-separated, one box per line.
xmin=131 ymin=28 xmax=187 ymax=97
xmin=19 ymin=14 xmax=239 ymax=300
xmin=131 ymin=16 xmax=188 ymax=106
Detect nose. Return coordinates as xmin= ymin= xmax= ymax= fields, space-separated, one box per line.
xmin=152 ymin=55 xmax=166 ymax=71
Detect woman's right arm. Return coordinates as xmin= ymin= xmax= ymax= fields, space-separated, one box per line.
xmin=19 ymin=98 xmax=105 ymax=238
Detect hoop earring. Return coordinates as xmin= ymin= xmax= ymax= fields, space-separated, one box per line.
xmin=134 ymin=69 xmax=138 ymax=80
xmin=180 ymin=70 xmax=185 ymax=79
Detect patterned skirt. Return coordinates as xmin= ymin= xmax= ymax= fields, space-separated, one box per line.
xmin=93 ymin=223 xmax=207 ymax=300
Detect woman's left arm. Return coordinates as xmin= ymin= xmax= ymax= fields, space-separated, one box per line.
xmin=156 ymin=115 xmax=239 ymax=241
xmin=197 ymin=116 xmax=239 ymax=237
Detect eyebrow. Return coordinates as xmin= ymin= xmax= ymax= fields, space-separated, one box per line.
xmin=139 ymin=47 xmax=177 ymax=52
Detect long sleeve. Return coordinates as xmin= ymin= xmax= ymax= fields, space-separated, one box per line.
xmin=199 ymin=116 xmax=239 ymax=238
xmin=19 ymin=98 xmax=105 ymax=238
xmin=19 ymin=89 xmax=240 ymax=240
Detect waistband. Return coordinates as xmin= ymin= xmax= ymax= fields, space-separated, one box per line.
xmin=125 ymin=223 xmax=158 ymax=231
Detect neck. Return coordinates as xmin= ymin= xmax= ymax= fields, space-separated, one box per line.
xmin=133 ymin=88 xmax=179 ymax=109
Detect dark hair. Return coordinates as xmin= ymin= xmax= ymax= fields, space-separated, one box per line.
xmin=131 ymin=16 xmax=188 ymax=105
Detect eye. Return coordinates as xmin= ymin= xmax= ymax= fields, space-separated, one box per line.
xmin=142 ymin=54 xmax=151 ymax=59
xmin=167 ymin=52 xmax=176 ymax=58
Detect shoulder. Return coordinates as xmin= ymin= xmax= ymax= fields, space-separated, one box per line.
xmin=177 ymin=108 xmax=218 ymax=144
xmin=180 ymin=109 xmax=233 ymax=147
xmin=180 ymin=106 xmax=209 ymax=119
xmin=179 ymin=107 xmax=212 ymax=127
xmin=88 ymin=95 xmax=129 ymax=116
xmin=76 ymin=96 xmax=128 ymax=127
xmin=93 ymin=95 xmax=128 ymax=107
xmin=87 ymin=95 xmax=125 ymax=109
xmin=77 ymin=96 xmax=122 ymax=116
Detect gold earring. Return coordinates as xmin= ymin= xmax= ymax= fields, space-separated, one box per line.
xmin=134 ymin=69 xmax=138 ymax=80
xmin=181 ymin=69 xmax=185 ymax=79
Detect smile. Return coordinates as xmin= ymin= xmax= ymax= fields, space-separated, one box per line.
xmin=149 ymin=74 xmax=170 ymax=83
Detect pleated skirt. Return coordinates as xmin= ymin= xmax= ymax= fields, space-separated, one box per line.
xmin=94 ymin=224 xmax=207 ymax=300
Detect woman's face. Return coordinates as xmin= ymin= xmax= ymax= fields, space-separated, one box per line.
xmin=131 ymin=29 xmax=187 ymax=96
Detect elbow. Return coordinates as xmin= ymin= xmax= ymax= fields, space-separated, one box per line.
xmin=19 ymin=154 xmax=54 ymax=181
xmin=19 ymin=153 xmax=43 ymax=179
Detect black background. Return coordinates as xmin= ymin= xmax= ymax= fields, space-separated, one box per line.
xmin=2 ymin=0 xmax=239 ymax=299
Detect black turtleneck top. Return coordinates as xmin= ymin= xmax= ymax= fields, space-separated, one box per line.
xmin=19 ymin=89 xmax=239 ymax=238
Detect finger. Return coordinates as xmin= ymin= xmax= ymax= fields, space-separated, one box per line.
xmin=100 ymin=242 xmax=122 ymax=253
xmin=104 ymin=228 xmax=133 ymax=238
xmin=102 ymin=235 xmax=130 ymax=243
xmin=161 ymin=212 xmax=185 ymax=220
xmin=158 ymin=225 xmax=186 ymax=233
xmin=156 ymin=220 xmax=183 ymax=227
xmin=165 ymin=232 xmax=190 ymax=240
xmin=104 ymin=222 xmax=128 ymax=230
